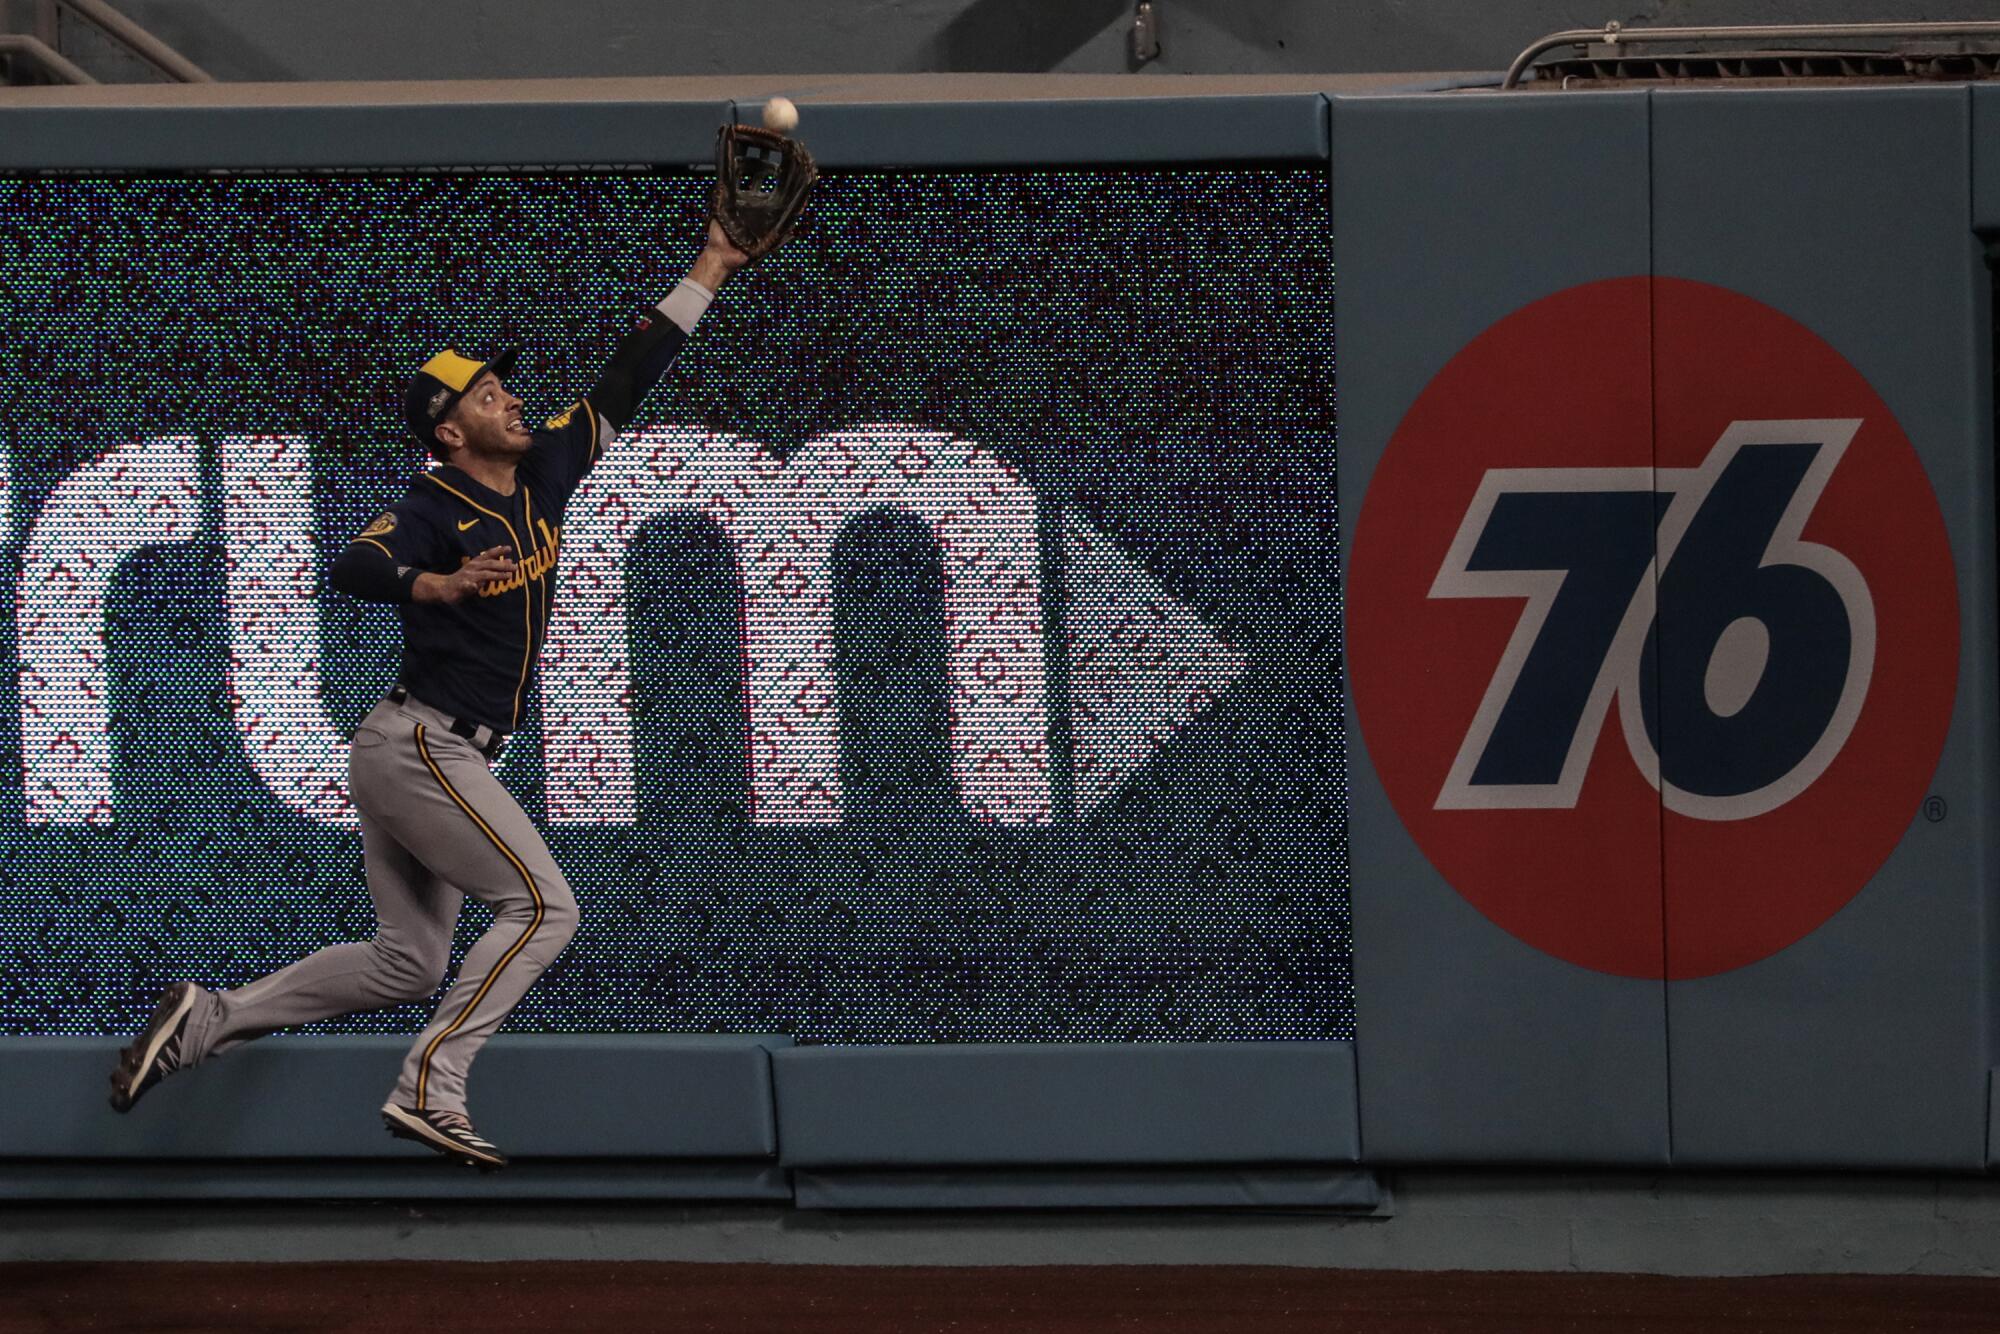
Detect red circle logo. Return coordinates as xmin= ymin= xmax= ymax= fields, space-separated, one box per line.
xmin=1347 ymin=277 xmax=1959 ymax=979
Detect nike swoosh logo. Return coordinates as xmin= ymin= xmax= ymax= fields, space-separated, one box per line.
xmin=457 ymin=519 xmax=478 ymax=531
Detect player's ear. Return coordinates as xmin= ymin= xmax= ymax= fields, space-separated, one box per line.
xmin=433 ymin=420 xmax=464 ymax=458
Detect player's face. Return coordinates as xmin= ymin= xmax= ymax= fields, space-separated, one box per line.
xmin=444 ymin=372 xmax=531 ymax=460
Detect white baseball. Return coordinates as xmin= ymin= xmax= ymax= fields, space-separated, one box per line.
xmin=762 ymin=97 xmax=799 ymax=133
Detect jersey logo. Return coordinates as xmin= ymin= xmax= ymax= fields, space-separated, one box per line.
xmin=360 ymin=512 xmax=396 ymax=538
xmin=473 ymin=533 xmax=559 ymax=596
xmin=457 ymin=518 xmax=479 ymax=532
xmin=545 ymin=403 xmax=579 ymax=430
xmin=1346 ymin=277 xmax=1958 ymax=981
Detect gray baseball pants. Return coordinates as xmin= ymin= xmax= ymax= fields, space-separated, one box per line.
xmin=177 ymin=694 xmax=579 ymax=1114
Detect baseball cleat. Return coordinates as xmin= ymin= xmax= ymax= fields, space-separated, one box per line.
xmin=381 ymin=1103 xmax=508 ymax=1171
xmin=108 ymin=981 xmax=201 ymax=1114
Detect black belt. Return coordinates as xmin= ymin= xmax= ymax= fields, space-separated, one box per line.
xmin=388 ymin=686 xmax=503 ymax=759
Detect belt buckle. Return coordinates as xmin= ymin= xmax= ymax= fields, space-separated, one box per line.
xmin=449 ymin=715 xmax=500 ymax=759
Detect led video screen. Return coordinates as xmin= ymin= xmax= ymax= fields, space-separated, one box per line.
xmin=0 ymin=169 xmax=1348 ymax=1043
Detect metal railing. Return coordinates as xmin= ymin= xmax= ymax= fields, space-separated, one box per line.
xmin=1504 ymin=19 xmax=2000 ymax=89
xmin=6 ymin=0 xmax=211 ymax=84
xmin=0 ymin=32 xmax=94 ymax=83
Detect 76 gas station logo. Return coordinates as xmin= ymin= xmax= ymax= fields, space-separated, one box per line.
xmin=1433 ymin=418 xmax=1873 ymax=822
xmin=1346 ymin=276 xmax=1958 ymax=977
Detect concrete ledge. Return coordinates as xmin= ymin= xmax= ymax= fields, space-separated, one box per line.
xmin=0 ymin=98 xmax=731 ymax=168
xmin=0 ymin=1035 xmax=789 ymax=1159
xmin=792 ymin=1167 xmax=1383 ymax=1211
xmin=765 ymin=94 xmax=1328 ymax=167
xmin=0 ymin=78 xmax=1349 ymax=170
xmin=5 ymin=1171 xmax=2000 ymax=1272
xmin=773 ymin=1042 xmax=1358 ymax=1167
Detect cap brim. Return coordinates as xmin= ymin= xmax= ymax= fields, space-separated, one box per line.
xmin=465 ymin=346 xmax=519 ymax=390
xmin=438 ymin=347 xmax=521 ymax=424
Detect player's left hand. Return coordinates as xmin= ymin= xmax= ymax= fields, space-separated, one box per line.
xmin=689 ymin=220 xmax=752 ymax=292
xmin=704 ymin=219 xmax=753 ymax=271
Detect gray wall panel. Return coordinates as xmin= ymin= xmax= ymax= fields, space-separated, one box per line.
xmin=1979 ymin=93 xmax=2000 ymax=1113
xmin=1991 ymin=1069 xmax=2000 ymax=1168
xmin=1972 ymin=84 xmax=2000 ymax=233
xmin=1651 ymin=87 xmax=1995 ymax=1168
xmin=0 ymin=1035 xmax=788 ymax=1160
xmin=1332 ymin=92 xmax=1669 ymax=1164
xmin=772 ymin=1043 xmax=1358 ymax=1166
xmin=75 ymin=0 xmax=1985 ymax=83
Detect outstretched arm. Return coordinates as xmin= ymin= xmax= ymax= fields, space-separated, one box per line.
xmin=587 ymin=222 xmax=752 ymax=429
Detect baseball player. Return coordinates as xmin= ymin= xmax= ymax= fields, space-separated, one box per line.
xmin=106 ymin=218 xmax=760 ymax=1170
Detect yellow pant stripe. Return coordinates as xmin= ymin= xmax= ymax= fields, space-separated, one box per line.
xmin=410 ymin=723 xmax=544 ymax=1111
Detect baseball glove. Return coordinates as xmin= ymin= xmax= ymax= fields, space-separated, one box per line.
xmin=711 ymin=123 xmax=817 ymax=261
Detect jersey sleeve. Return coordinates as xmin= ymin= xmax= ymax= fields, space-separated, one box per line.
xmin=525 ymin=398 xmax=617 ymax=505
xmin=526 ymin=282 xmax=709 ymax=502
xmin=327 ymin=499 xmax=441 ymax=604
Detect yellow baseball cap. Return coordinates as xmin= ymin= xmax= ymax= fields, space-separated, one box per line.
xmin=403 ymin=346 xmax=519 ymax=445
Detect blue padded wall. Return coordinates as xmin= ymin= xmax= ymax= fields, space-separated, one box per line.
xmin=1331 ymin=92 xmax=1670 ymax=1164
xmin=1973 ymin=83 xmax=2000 ymax=234
xmin=1652 ymin=87 xmax=1996 ymax=1169
xmin=0 ymin=86 xmax=1359 ymax=1199
xmin=0 ymin=1034 xmax=794 ymax=1199
xmin=0 ymin=77 xmax=1994 ymax=1185
xmin=1991 ymin=1069 xmax=2000 ymax=1168
xmin=0 ymin=1035 xmax=787 ymax=1159
xmin=772 ymin=1042 xmax=1359 ymax=1167
xmin=1333 ymin=82 xmax=1999 ymax=1170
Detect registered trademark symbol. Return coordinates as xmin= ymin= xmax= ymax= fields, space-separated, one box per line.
xmin=1924 ymin=795 xmax=1947 ymax=823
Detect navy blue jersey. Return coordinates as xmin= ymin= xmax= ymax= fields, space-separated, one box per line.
xmin=331 ymin=299 xmax=697 ymax=733
xmin=345 ymin=404 xmax=601 ymax=732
